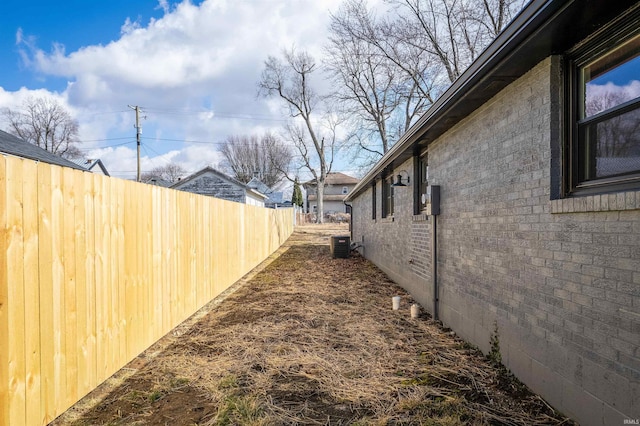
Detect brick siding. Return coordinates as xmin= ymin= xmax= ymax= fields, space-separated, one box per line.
xmin=350 ymin=57 xmax=639 ymax=425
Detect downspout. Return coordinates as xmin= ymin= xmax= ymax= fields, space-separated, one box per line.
xmin=432 ymin=214 xmax=438 ymax=321
xmin=343 ymin=201 xmax=353 ymax=240
xmin=428 ymin=185 xmax=441 ymax=321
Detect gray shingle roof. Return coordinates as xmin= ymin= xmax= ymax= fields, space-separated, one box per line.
xmin=69 ymin=157 xmax=110 ymax=176
xmin=303 ymin=172 xmax=359 ymax=187
xmin=0 ymin=129 xmax=86 ymax=171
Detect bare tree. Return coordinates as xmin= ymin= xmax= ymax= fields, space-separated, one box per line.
xmin=220 ymin=132 xmax=292 ymax=187
xmin=327 ymin=0 xmax=430 ymax=164
xmin=1 ymin=96 xmax=82 ymax=158
xmin=323 ymin=0 xmax=525 ymax=168
xmin=328 ymin=0 xmax=526 ymax=106
xmin=141 ymin=163 xmax=186 ymax=183
xmin=330 ymin=0 xmax=443 ymax=105
xmin=258 ymin=48 xmax=339 ymax=223
xmin=387 ymin=0 xmax=527 ymax=83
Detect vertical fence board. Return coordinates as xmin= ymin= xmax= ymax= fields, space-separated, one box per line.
xmin=123 ymin=181 xmax=135 ymax=360
xmin=94 ymin=174 xmax=109 ymax=380
xmin=187 ymin=195 xmax=196 ymax=315
xmin=130 ymin=182 xmax=140 ymax=358
xmin=73 ymin=169 xmax=89 ymax=398
xmin=62 ymin=167 xmax=78 ymax=410
xmin=50 ymin=165 xmax=67 ymax=418
xmin=203 ymin=199 xmax=213 ymax=302
xmin=211 ymin=199 xmax=220 ymax=294
xmin=144 ymin=185 xmax=153 ymax=351
xmin=168 ymin=189 xmax=178 ymax=329
xmin=197 ymin=197 xmax=207 ymax=305
xmin=160 ymin=189 xmax=170 ymax=332
xmin=113 ymin=178 xmax=126 ymax=368
xmin=36 ymin=163 xmax=54 ymax=424
xmin=5 ymin=158 xmax=26 ymax=426
xmin=175 ymin=192 xmax=186 ymax=323
xmin=110 ymin=176 xmax=119 ymax=371
xmin=82 ymin=172 xmax=97 ymax=395
xmin=138 ymin=184 xmax=148 ymax=356
xmin=151 ymin=187 xmax=162 ymax=341
xmin=22 ymin=160 xmax=41 ymax=426
xmin=0 ymin=157 xmax=8 ymax=426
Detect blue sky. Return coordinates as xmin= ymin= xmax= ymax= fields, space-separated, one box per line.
xmin=0 ymin=0 xmax=347 ymax=181
xmin=1 ymin=0 xmax=173 ymax=91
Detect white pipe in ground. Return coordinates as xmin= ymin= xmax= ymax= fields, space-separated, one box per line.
xmin=392 ymin=296 xmax=401 ymax=310
xmin=411 ymin=304 xmax=420 ymax=318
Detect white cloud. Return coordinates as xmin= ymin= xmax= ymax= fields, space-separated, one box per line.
xmin=3 ymin=0 xmax=344 ymax=179
xmin=156 ymin=0 xmax=171 ymax=15
xmin=120 ymin=17 xmax=142 ymax=36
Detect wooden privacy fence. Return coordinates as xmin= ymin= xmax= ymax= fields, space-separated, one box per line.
xmin=0 ymin=155 xmax=294 ymax=426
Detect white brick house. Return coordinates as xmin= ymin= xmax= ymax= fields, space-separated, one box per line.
xmin=345 ymin=1 xmax=640 ymax=425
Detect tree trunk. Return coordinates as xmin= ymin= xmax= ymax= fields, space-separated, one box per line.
xmin=316 ymin=181 xmax=325 ymax=223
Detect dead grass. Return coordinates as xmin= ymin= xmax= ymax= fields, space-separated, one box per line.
xmin=53 ymin=223 xmax=573 ymax=426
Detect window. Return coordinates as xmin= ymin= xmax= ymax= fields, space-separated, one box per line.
xmin=382 ymin=174 xmax=394 ymax=218
xmin=413 ymin=153 xmax=429 ymax=214
xmin=371 ymin=180 xmax=377 ymax=220
xmin=342 ymin=186 xmax=349 ymax=194
xmin=567 ymin=27 xmax=640 ymax=195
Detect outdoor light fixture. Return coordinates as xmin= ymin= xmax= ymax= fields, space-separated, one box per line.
xmin=391 ymin=170 xmax=410 ymax=187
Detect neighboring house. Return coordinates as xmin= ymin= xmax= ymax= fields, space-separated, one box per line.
xmin=70 ymin=158 xmax=110 ymax=176
xmin=304 ymin=172 xmax=359 ymax=214
xmin=246 ymin=177 xmax=291 ymax=208
xmin=143 ymin=177 xmax=173 ymax=188
xmin=0 ymin=129 xmax=86 ymax=171
xmin=345 ymin=1 xmax=639 ymax=425
xmin=171 ymin=167 xmax=268 ymax=207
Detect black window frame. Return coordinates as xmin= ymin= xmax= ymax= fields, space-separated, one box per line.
xmin=565 ymin=15 xmax=640 ymax=197
xmin=371 ymin=180 xmax=376 ymax=220
xmin=413 ymin=153 xmax=429 ymax=214
xmin=382 ymin=174 xmax=394 ymax=218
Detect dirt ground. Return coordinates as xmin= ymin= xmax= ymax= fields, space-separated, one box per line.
xmin=53 ymin=224 xmax=573 ymax=425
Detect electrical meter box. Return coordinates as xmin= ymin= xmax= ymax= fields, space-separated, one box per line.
xmin=425 ymin=185 xmax=441 ymax=216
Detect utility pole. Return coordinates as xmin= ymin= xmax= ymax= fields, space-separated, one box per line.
xmin=128 ymin=105 xmax=143 ymax=182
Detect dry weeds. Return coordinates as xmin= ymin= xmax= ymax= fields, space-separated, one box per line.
xmin=53 ymin=223 xmax=573 ymax=425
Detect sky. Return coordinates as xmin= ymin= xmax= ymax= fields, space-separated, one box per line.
xmin=0 ymin=0 xmax=349 ymax=182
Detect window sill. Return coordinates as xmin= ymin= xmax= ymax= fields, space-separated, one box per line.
xmin=379 ymin=216 xmax=395 ymax=223
xmin=412 ymin=213 xmax=429 ymax=222
xmin=551 ymin=190 xmax=640 ymax=214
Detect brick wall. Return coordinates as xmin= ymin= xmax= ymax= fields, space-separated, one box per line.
xmin=350 ymin=57 xmax=639 ymax=425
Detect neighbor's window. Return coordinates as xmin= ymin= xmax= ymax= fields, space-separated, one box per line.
xmin=342 ymin=186 xmax=349 ymax=194
xmin=568 ymin=30 xmax=640 ymax=195
xmin=382 ymin=174 xmax=394 ymax=218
